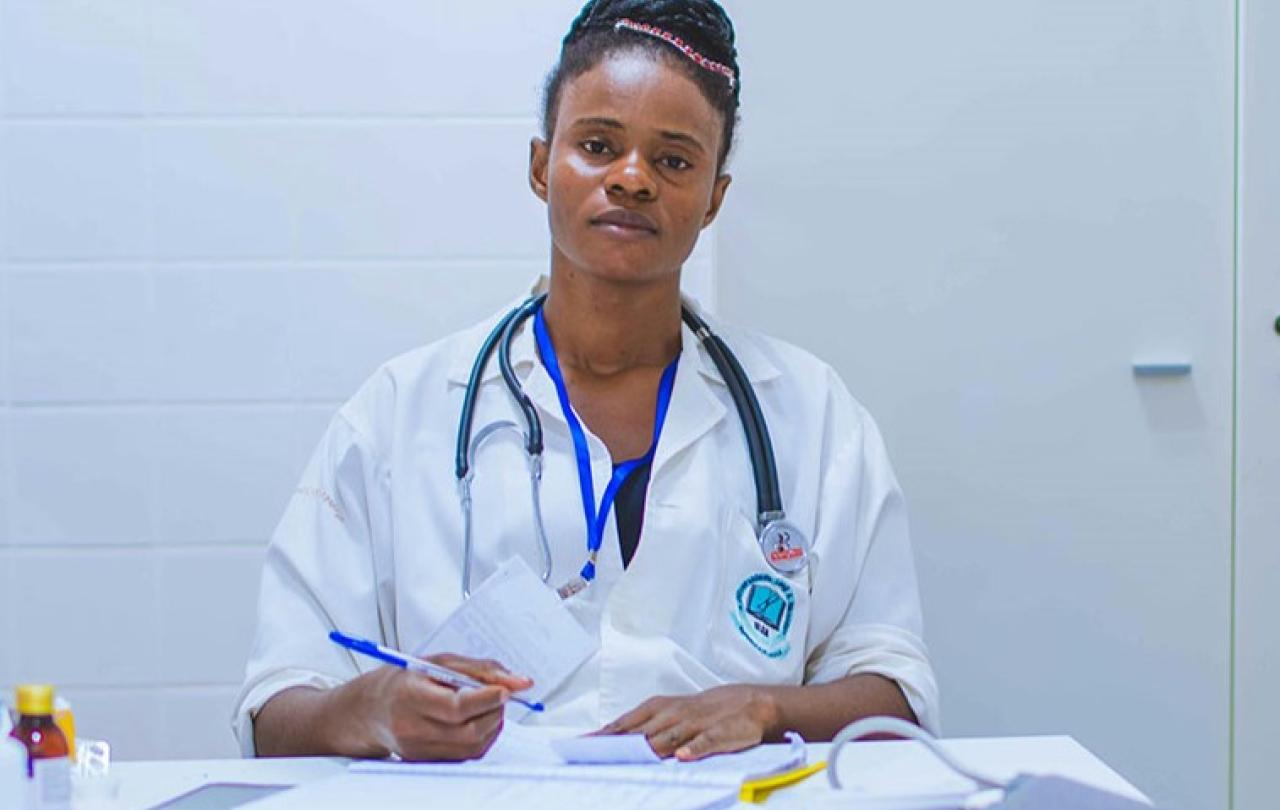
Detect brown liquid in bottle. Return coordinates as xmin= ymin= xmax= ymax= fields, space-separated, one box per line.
xmin=10 ymin=715 xmax=69 ymax=776
xmin=10 ymin=685 xmax=71 ymax=810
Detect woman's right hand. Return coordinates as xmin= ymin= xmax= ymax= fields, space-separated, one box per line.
xmin=330 ymin=655 xmax=533 ymax=761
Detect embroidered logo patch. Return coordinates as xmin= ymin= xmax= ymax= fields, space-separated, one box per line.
xmin=731 ymin=573 xmax=795 ymax=659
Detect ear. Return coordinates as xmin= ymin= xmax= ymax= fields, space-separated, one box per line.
xmin=529 ymin=137 xmax=550 ymax=202
xmin=700 ymin=173 xmax=733 ymax=228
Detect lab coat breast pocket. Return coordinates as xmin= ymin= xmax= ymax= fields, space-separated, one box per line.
xmin=710 ymin=507 xmax=810 ymax=687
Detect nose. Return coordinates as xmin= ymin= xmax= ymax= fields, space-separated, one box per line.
xmin=605 ymin=150 xmax=656 ymax=202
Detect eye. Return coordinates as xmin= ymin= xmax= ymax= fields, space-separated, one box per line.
xmin=661 ymin=155 xmax=693 ymax=171
xmin=581 ymin=138 xmax=612 ymax=156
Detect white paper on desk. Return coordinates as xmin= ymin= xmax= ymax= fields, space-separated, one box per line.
xmin=551 ymin=733 xmax=661 ymax=764
xmin=251 ymin=771 xmax=735 ymax=810
xmin=415 ymin=557 xmax=596 ymax=706
xmin=352 ymin=734 xmax=804 ymax=790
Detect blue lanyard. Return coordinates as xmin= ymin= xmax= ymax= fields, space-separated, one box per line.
xmin=533 ymin=306 xmax=679 ymax=583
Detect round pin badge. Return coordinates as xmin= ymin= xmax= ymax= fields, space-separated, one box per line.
xmin=758 ymin=519 xmax=809 ymax=574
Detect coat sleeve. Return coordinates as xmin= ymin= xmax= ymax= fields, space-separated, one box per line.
xmin=231 ymin=409 xmax=394 ymax=756
xmin=802 ymin=370 xmax=941 ymax=734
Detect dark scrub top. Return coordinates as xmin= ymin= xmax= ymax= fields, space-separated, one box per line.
xmin=613 ymin=456 xmax=653 ymax=568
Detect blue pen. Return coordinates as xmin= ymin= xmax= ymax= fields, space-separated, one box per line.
xmin=328 ymin=630 xmax=545 ymax=713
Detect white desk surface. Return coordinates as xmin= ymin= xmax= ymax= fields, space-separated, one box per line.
xmin=103 ymin=735 xmax=1146 ymax=810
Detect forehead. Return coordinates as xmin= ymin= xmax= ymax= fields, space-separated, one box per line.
xmin=556 ymin=50 xmax=723 ymax=147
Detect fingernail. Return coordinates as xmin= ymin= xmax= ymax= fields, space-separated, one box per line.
xmin=675 ymin=747 xmax=691 ymax=760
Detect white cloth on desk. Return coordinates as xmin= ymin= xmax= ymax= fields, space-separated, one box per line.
xmin=232 ymin=278 xmax=939 ymax=755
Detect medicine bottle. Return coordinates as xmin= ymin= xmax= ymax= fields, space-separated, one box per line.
xmin=9 ymin=685 xmax=71 ymax=810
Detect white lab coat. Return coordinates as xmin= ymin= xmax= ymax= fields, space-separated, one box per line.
xmin=233 ymin=282 xmax=939 ymax=755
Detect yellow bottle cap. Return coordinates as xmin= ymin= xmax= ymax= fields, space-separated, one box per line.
xmin=15 ymin=684 xmax=55 ymax=716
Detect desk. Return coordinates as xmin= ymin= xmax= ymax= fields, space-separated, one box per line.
xmin=105 ymin=735 xmax=1146 ymax=809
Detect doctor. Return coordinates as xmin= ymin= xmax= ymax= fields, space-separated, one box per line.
xmin=236 ymin=0 xmax=938 ymax=763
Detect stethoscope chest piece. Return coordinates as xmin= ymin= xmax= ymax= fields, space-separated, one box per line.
xmin=758 ymin=518 xmax=810 ymax=574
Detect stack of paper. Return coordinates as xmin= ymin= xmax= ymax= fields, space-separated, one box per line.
xmin=250 ymin=771 xmax=735 ymax=810
xmin=249 ymin=725 xmax=805 ymax=810
xmin=351 ymin=724 xmax=806 ymax=791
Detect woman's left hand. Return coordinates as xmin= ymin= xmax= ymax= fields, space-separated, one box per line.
xmin=596 ymin=685 xmax=781 ymax=761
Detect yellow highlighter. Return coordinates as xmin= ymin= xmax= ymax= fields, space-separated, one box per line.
xmin=739 ymin=760 xmax=827 ymax=803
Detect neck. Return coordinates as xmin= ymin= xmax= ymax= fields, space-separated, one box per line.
xmin=541 ymin=265 xmax=683 ymax=379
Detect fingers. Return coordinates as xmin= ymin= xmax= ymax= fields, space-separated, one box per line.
xmin=388 ymin=673 xmax=507 ymax=761
xmin=633 ymin=712 xmax=683 ymax=747
xmin=596 ymin=697 xmax=666 ymax=735
xmin=596 ymin=697 xmax=694 ymax=758
xmin=428 ymin=653 xmax=534 ymax=692
xmin=675 ymin=724 xmax=754 ymax=762
xmin=392 ymin=703 xmax=505 ymax=762
xmin=403 ymin=674 xmax=508 ymax=723
xmin=646 ymin=723 xmax=695 ymax=759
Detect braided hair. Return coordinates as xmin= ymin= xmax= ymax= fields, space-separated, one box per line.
xmin=542 ymin=0 xmax=741 ymax=172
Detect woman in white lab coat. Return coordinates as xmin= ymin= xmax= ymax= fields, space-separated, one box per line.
xmin=237 ymin=0 xmax=938 ymax=762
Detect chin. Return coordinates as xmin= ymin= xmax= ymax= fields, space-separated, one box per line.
xmin=568 ymin=246 xmax=681 ymax=287
xmin=587 ymin=259 xmax=678 ymax=287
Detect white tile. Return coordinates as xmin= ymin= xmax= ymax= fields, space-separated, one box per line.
xmin=148 ymin=125 xmax=296 ymax=260
xmin=284 ymin=0 xmax=439 ymax=114
xmin=152 ymin=267 xmax=297 ymax=401
xmin=7 ymin=410 xmax=155 ymax=546
xmin=0 ymin=124 xmax=8 ymax=261
xmin=430 ymin=124 xmax=547 ymax=258
xmin=10 ymin=550 xmax=160 ymax=686
xmin=425 ymin=1 xmax=577 ymax=117
xmin=0 ymin=125 xmax=151 ymax=260
xmin=0 ymin=1 xmax=150 ymax=115
xmin=0 ymin=552 xmax=13 ymax=686
xmin=0 ymin=411 xmax=8 ymax=546
xmin=154 ymin=408 xmax=305 ymax=544
xmin=0 ymin=271 xmax=9 ymax=403
xmin=157 ymin=548 xmax=263 ymax=684
xmin=159 ymin=688 xmax=241 ymax=760
xmin=5 ymin=268 xmax=156 ymax=403
xmin=289 ymin=405 xmax=341 ymax=471
xmin=58 ymin=688 xmax=163 ymax=762
xmin=290 ymin=125 xmax=444 ymax=259
xmin=292 ymin=122 xmax=544 ymax=259
xmin=145 ymin=0 xmax=293 ymax=115
xmin=288 ymin=262 xmax=538 ymax=400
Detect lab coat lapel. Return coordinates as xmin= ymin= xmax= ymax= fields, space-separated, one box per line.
xmin=650 ymin=327 xmax=728 ymax=480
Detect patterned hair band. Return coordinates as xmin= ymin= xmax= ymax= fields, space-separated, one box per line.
xmin=613 ymin=18 xmax=736 ymax=89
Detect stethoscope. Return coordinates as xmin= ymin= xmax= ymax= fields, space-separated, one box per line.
xmin=454 ymin=293 xmax=810 ymax=599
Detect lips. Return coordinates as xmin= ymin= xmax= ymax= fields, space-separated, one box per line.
xmin=590 ymin=207 xmax=658 ymax=235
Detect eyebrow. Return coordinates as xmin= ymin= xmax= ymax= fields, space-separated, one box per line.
xmin=570 ymin=116 xmax=708 ymax=155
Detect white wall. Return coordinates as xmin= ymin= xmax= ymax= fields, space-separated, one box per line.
xmin=0 ymin=0 xmax=714 ymax=760
xmin=0 ymin=6 xmax=1260 ymax=809
xmin=1234 ymin=0 xmax=1280 ymax=808
xmin=720 ymin=2 xmax=1236 ymax=809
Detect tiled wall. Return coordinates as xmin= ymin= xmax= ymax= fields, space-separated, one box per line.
xmin=0 ymin=1 xmax=717 ymax=760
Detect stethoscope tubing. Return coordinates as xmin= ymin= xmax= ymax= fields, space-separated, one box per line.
xmin=454 ymin=294 xmax=798 ymax=598
xmin=498 ymin=295 xmax=546 ymax=458
xmin=455 ymin=303 xmax=524 ymax=480
xmin=679 ymin=306 xmax=783 ymax=520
